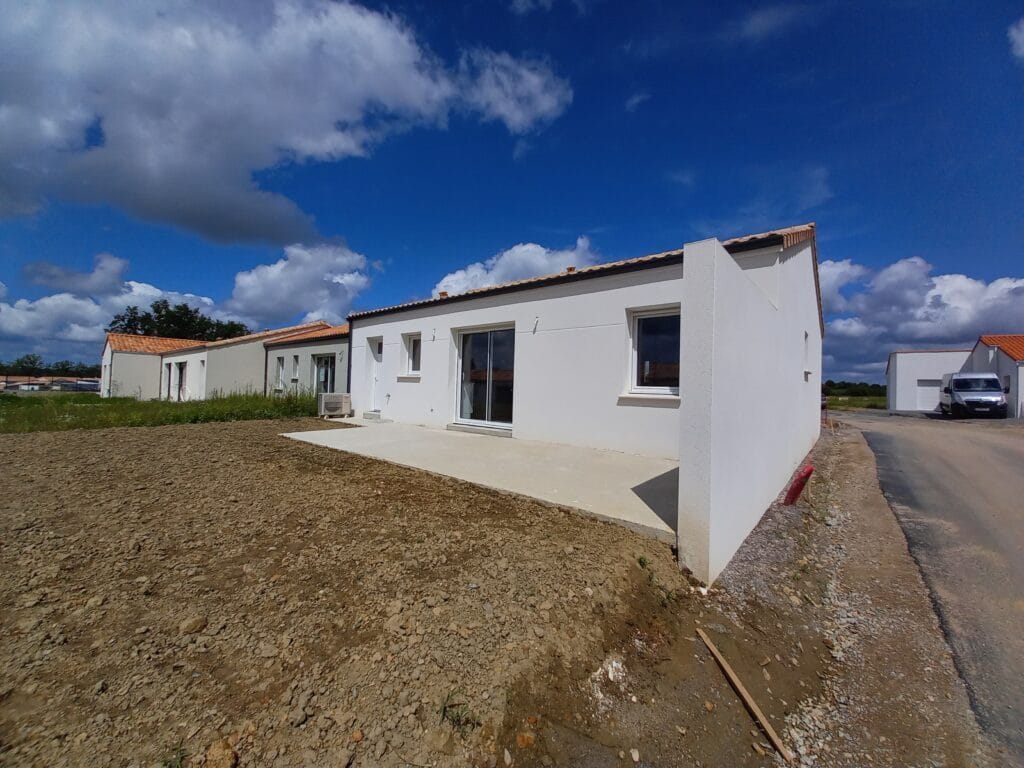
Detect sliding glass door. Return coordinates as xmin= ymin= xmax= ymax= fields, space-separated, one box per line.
xmin=458 ymin=328 xmax=514 ymax=426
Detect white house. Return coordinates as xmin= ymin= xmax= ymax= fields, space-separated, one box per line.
xmin=347 ymin=223 xmax=824 ymax=583
xmin=885 ymin=349 xmax=972 ymax=412
xmin=159 ymin=320 xmax=338 ymax=401
xmin=264 ymin=324 xmax=350 ymax=396
xmin=101 ymin=333 xmax=200 ymax=399
xmin=962 ymin=335 xmax=1024 ymax=417
xmin=885 ymin=335 xmax=1023 ymax=417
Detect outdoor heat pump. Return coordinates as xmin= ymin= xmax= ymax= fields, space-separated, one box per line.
xmin=318 ymin=393 xmax=352 ymax=418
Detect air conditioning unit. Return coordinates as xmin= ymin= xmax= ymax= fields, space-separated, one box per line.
xmin=319 ymin=393 xmax=352 ymax=418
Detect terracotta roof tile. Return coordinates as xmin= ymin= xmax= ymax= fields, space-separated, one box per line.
xmin=348 ymin=223 xmax=818 ymax=324
xmin=979 ymin=334 xmax=1024 ymax=362
xmin=264 ymin=324 xmax=350 ymax=346
xmin=105 ymin=333 xmax=202 ymax=354
xmin=202 ymin=320 xmax=331 ymax=348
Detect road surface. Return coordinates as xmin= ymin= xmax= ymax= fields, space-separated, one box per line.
xmin=838 ymin=410 xmax=1024 ymax=762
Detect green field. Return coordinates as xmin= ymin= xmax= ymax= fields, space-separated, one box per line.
xmin=826 ymin=395 xmax=887 ymax=410
xmin=0 ymin=392 xmax=318 ymax=433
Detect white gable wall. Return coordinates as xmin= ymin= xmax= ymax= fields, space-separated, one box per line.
xmin=105 ymin=349 xmax=163 ymax=400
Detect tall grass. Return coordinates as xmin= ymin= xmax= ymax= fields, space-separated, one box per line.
xmin=826 ymin=395 xmax=887 ymax=410
xmin=0 ymin=391 xmax=318 ymax=433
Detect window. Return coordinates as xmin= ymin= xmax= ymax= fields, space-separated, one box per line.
xmin=291 ymin=355 xmax=300 ymax=380
xmin=276 ymin=356 xmax=285 ymax=387
xmin=630 ymin=309 xmax=680 ymax=394
xmin=404 ymin=333 xmax=422 ymax=374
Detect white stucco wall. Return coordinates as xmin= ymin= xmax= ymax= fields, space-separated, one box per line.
xmin=677 ymin=239 xmax=822 ymax=583
xmin=265 ymin=338 xmax=350 ymax=395
xmin=886 ymin=350 xmax=971 ymax=411
xmin=160 ymin=348 xmax=208 ymax=401
xmin=963 ymin=343 xmax=1022 ymax=417
xmin=104 ymin=349 xmax=162 ymax=400
xmin=350 ymin=264 xmax=685 ymax=459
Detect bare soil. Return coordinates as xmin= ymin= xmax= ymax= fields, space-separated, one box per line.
xmin=0 ymin=418 xmax=993 ymax=767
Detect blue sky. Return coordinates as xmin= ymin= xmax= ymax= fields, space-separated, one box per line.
xmin=1 ymin=0 xmax=1022 ymax=379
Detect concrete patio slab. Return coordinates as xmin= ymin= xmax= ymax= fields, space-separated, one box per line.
xmin=282 ymin=421 xmax=677 ymax=542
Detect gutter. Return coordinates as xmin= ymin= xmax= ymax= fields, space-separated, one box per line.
xmin=346 ymin=316 xmax=355 ymax=396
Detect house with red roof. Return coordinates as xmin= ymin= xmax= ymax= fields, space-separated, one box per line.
xmin=346 ymin=223 xmax=824 ymax=583
xmin=964 ymin=335 xmax=1024 ymax=418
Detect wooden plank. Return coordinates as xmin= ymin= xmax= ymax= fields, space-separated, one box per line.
xmin=696 ymin=627 xmax=795 ymax=764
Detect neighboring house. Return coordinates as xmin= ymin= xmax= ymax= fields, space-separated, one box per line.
xmin=159 ymin=320 xmax=336 ymax=401
xmin=264 ymin=324 xmax=350 ymax=396
xmin=885 ymin=335 xmax=1023 ymax=417
xmin=101 ymin=333 xmax=198 ymax=399
xmin=963 ymin=335 xmax=1024 ymax=417
xmin=885 ymin=349 xmax=972 ymax=412
xmin=348 ymin=223 xmax=824 ymax=583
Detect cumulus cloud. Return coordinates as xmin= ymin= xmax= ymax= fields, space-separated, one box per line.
xmin=460 ymin=51 xmax=573 ymax=134
xmin=1010 ymin=17 xmax=1024 ymax=59
xmin=433 ymin=237 xmax=598 ymax=297
xmin=0 ymin=242 xmax=374 ymax=359
xmin=0 ymin=1 xmax=572 ymax=244
xmin=822 ymin=256 xmax=1024 ymax=380
xmin=22 ymin=253 xmax=129 ymax=297
xmin=226 ymin=243 xmax=370 ymax=326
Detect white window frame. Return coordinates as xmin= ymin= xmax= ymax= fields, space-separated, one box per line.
xmin=291 ymin=354 xmax=300 ymax=382
xmin=628 ymin=307 xmax=681 ymax=396
xmin=403 ymin=333 xmax=422 ymax=376
xmin=276 ymin=356 xmax=285 ymax=387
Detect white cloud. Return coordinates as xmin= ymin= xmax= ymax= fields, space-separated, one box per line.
xmin=459 ymin=50 xmax=573 ymax=135
xmin=625 ymin=92 xmax=651 ymax=112
xmin=432 ymin=236 xmax=598 ymax=297
xmin=510 ymin=0 xmax=554 ymax=13
xmin=1010 ymin=17 xmax=1024 ymax=59
xmin=226 ymin=243 xmax=371 ymax=326
xmin=0 ymin=241 xmax=374 ymax=360
xmin=0 ymin=0 xmax=572 ymax=244
xmin=22 ymin=253 xmax=129 ymax=297
xmin=723 ymin=4 xmax=819 ymax=43
xmin=822 ymin=256 xmax=1024 ymax=380
xmin=0 ymin=281 xmax=6 ymax=300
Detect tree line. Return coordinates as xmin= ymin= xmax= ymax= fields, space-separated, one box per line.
xmin=0 ymin=355 xmax=100 ymax=378
xmin=823 ymin=380 xmax=886 ymax=396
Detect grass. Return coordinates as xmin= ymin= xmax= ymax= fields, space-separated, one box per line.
xmin=160 ymin=743 xmax=188 ymax=768
xmin=439 ymin=690 xmax=481 ymax=737
xmin=826 ymin=395 xmax=887 ymax=410
xmin=0 ymin=391 xmax=318 ymax=433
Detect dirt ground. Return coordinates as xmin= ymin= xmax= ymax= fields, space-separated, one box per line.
xmin=0 ymin=418 xmax=996 ymax=767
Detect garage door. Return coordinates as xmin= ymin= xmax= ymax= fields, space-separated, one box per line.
xmin=916 ymin=379 xmax=942 ymax=411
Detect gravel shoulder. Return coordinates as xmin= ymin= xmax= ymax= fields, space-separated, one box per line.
xmin=0 ymin=418 xmax=994 ymax=767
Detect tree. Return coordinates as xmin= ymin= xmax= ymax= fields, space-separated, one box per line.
xmin=12 ymin=354 xmax=44 ymax=376
xmin=107 ymin=300 xmax=250 ymax=341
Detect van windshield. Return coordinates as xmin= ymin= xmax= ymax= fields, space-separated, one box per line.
xmin=952 ymin=378 xmax=1001 ymax=392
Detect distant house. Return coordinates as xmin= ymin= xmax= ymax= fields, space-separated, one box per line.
xmin=264 ymin=324 xmax=350 ymax=396
xmin=347 ymin=223 xmax=824 ymax=583
xmin=885 ymin=349 xmax=972 ymax=412
xmin=159 ymin=320 xmax=340 ymax=401
xmin=886 ymin=336 xmax=1023 ymax=417
xmin=101 ymin=334 xmax=199 ymax=399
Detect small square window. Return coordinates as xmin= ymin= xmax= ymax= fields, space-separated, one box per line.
xmin=404 ymin=333 xmax=422 ymax=374
xmin=630 ymin=309 xmax=680 ymax=394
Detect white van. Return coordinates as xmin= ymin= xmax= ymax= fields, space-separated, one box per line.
xmin=939 ymin=372 xmax=1009 ymax=418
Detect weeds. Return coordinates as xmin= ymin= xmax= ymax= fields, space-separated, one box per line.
xmin=439 ymin=689 xmax=481 ymax=737
xmin=637 ymin=556 xmax=649 ymax=569
xmin=160 ymin=742 xmax=188 ymax=768
xmin=0 ymin=391 xmax=317 ymax=433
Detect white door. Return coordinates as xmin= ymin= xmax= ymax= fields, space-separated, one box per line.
xmin=369 ymin=340 xmax=383 ymax=410
xmin=916 ymin=379 xmax=941 ymax=411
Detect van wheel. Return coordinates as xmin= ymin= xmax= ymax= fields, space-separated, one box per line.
xmin=951 ymin=403 xmax=963 ymax=419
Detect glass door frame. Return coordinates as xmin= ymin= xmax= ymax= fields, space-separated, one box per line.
xmin=453 ymin=324 xmax=515 ymax=430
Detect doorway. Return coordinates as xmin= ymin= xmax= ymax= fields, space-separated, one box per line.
xmin=368 ymin=338 xmax=383 ymax=410
xmin=457 ymin=328 xmax=515 ymax=427
xmin=175 ymin=362 xmax=187 ymax=401
xmin=313 ymin=354 xmax=336 ymax=394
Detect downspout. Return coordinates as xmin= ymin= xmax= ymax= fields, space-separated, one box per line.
xmin=263 ymin=345 xmax=269 ymax=396
xmin=345 ymin=318 xmax=355 ymax=395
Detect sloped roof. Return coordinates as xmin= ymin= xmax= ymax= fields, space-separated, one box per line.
xmin=348 ymin=223 xmax=820 ymax=330
xmin=979 ymin=334 xmax=1024 ymax=362
xmin=264 ymin=324 xmax=350 ymax=347
xmin=105 ymin=333 xmax=200 ymax=354
xmin=202 ymin=320 xmax=331 ymax=349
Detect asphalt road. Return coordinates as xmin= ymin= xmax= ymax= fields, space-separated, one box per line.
xmin=838 ymin=410 xmax=1024 ymax=762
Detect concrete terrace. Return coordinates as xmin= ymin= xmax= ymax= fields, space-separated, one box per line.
xmin=282 ymin=421 xmax=678 ymax=543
